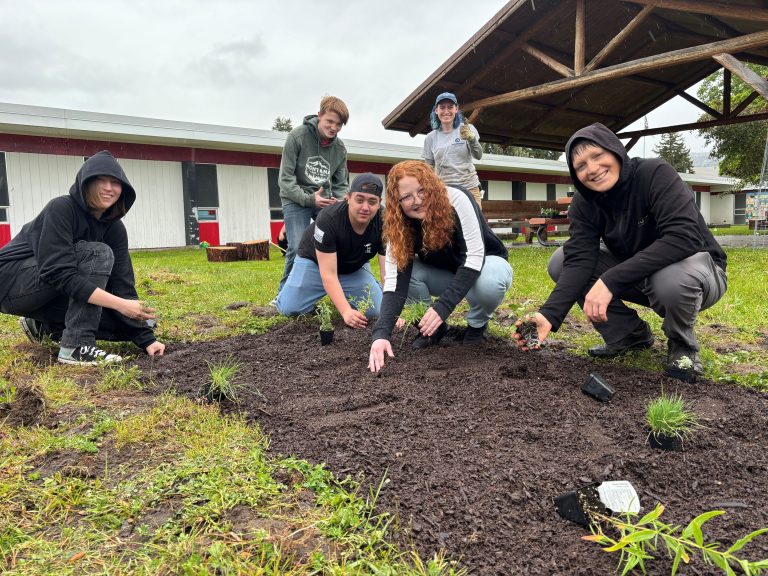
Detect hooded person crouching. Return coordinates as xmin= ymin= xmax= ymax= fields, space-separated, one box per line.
xmin=0 ymin=151 xmax=165 ymax=365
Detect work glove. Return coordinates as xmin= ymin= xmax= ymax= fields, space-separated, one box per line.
xmin=460 ymin=120 xmax=476 ymax=142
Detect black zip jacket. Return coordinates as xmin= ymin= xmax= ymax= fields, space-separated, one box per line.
xmin=539 ymin=123 xmax=727 ymax=332
xmin=0 ymin=151 xmax=156 ymax=349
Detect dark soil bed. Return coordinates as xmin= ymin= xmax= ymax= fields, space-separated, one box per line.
xmin=138 ymin=321 xmax=768 ymax=575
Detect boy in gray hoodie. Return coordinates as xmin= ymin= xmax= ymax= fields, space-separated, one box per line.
xmin=277 ymin=96 xmax=350 ymax=291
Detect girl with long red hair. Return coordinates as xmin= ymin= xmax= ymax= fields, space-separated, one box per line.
xmin=368 ymin=161 xmax=512 ymax=373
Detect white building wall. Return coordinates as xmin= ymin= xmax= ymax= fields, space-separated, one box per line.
xmin=556 ymin=184 xmax=573 ymax=199
xmin=217 ymin=165 xmax=270 ymax=244
xmin=120 ymin=159 xmax=185 ymax=249
xmin=487 ymin=180 xmax=511 ymax=200
xmin=709 ymin=193 xmax=735 ymax=225
xmin=697 ymin=192 xmax=711 ymax=224
xmin=526 ymin=182 xmax=547 ymax=201
xmin=6 ymin=153 xmax=84 ymax=236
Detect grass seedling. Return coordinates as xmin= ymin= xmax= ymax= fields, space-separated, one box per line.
xmin=315 ymin=300 xmax=334 ymax=332
xmin=399 ymin=300 xmax=432 ymax=346
xmin=97 ymin=365 xmax=144 ymax=392
xmin=204 ymin=355 xmax=243 ymax=403
xmin=646 ymin=390 xmax=701 ymax=444
xmin=582 ymin=503 xmax=768 ymax=575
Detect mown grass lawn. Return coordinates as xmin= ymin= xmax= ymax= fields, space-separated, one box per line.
xmin=1 ymin=245 xmax=766 ymax=574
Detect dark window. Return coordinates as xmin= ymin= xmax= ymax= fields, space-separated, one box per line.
xmin=546 ymin=183 xmax=556 ymax=201
xmin=194 ymin=164 xmax=219 ymax=207
xmin=0 ymin=153 xmax=8 ymax=207
xmin=479 ymin=180 xmax=489 ymax=200
xmin=268 ymin=167 xmax=283 ymax=219
xmin=0 ymin=208 xmax=7 ymax=223
xmin=512 ymin=181 xmax=526 ymax=201
xmin=695 ymin=191 xmax=701 ymax=208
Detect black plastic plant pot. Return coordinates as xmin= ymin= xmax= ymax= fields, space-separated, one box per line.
xmin=648 ymin=432 xmax=683 ymax=452
xmin=201 ymin=384 xmax=224 ymax=403
xmin=581 ymin=373 xmax=615 ymax=402
xmin=554 ymin=483 xmax=608 ymax=526
xmin=516 ymin=321 xmax=539 ymax=348
xmin=320 ymin=330 xmax=334 ymax=346
xmin=666 ymin=366 xmax=696 ymax=382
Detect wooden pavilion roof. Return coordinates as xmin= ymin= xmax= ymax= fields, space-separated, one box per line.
xmin=383 ymin=0 xmax=768 ymax=152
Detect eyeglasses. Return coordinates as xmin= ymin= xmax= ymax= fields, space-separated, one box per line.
xmin=398 ymin=189 xmax=426 ymax=206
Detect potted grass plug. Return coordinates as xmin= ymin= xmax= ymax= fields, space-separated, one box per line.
xmin=203 ymin=355 xmax=242 ymax=403
xmin=666 ymin=354 xmax=696 ymax=382
xmin=646 ymin=390 xmax=701 ymax=451
xmin=398 ymin=300 xmax=431 ymax=347
xmin=316 ymin=300 xmax=334 ymax=346
xmin=515 ymin=320 xmax=540 ymax=348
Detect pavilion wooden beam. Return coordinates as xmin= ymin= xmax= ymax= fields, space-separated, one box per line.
xmin=723 ymin=68 xmax=731 ymax=115
xmin=584 ymin=5 xmax=654 ymax=72
xmin=712 ymin=53 xmax=768 ymax=101
xmin=625 ymin=136 xmax=642 ymax=151
xmin=616 ymin=111 xmax=768 ymax=139
xmin=732 ymin=91 xmax=761 ymax=116
xmin=621 ymin=0 xmax=768 ymax=24
xmin=675 ymin=89 xmax=722 ymax=119
xmin=522 ymin=42 xmax=574 ymax=78
xmin=575 ymin=0 xmax=586 ymax=74
xmin=463 ymin=30 xmax=768 ymax=113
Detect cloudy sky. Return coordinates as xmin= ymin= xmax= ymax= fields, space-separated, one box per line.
xmin=0 ymin=0 xmax=710 ymax=157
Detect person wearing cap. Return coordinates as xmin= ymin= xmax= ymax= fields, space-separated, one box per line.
xmin=275 ymin=173 xmax=386 ymax=328
xmin=277 ymin=95 xmax=350 ymax=292
xmin=514 ymin=123 xmax=727 ymax=378
xmin=422 ymin=91 xmax=485 ymax=209
xmin=0 ymin=151 xmax=165 ymax=365
xmin=368 ymin=161 xmax=512 ymax=373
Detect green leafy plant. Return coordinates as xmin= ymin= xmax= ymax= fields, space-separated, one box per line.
xmin=349 ymin=286 xmax=375 ymax=318
xmin=646 ymin=391 xmax=701 ymax=444
xmin=199 ymin=241 xmax=210 ymax=249
xmin=315 ymin=300 xmax=334 ymax=332
xmin=204 ymin=355 xmax=242 ymax=402
xmin=582 ymin=503 xmax=768 ymax=575
xmin=97 ymin=365 xmax=144 ymax=392
xmin=400 ymin=300 xmax=431 ymax=328
xmin=675 ymin=355 xmax=694 ymax=370
xmin=540 ymin=207 xmax=560 ymax=218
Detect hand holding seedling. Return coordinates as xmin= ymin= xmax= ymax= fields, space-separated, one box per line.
xmin=369 ymin=338 xmax=394 ymax=373
xmin=584 ymin=279 xmax=613 ymax=323
xmin=314 ymin=186 xmax=337 ymax=208
xmin=342 ymin=308 xmax=368 ymax=329
xmin=418 ymin=307 xmax=443 ymax=337
xmin=513 ymin=313 xmax=552 ymax=351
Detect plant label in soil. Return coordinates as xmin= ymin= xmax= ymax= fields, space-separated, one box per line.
xmin=581 ymin=373 xmax=615 ymax=402
xmin=596 ymin=480 xmax=640 ymax=514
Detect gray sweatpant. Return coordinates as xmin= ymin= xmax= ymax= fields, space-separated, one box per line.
xmin=547 ymin=246 xmax=727 ymax=351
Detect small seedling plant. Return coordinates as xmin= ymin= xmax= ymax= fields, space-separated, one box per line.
xmin=676 ymin=355 xmax=694 ymax=370
xmin=646 ymin=390 xmax=701 ymax=445
xmin=315 ymin=300 xmax=334 ymax=332
xmin=582 ymin=503 xmax=768 ymax=575
xmin=349 ymin=286 xmax=374 ymax=318
xmin=398 ymin=300 xmax=431 ymax=346
xmin=204 ymin=355 xmax=243 ymax=403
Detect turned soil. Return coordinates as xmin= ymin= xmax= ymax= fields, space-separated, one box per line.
xmin=129 ymin=320 xmax=768 ymax=575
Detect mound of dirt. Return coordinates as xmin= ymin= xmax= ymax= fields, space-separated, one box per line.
xmin=0 ymin=383 xmax=46 ymax=427
xmin=138 ymin=321 xmax=768 ymax=575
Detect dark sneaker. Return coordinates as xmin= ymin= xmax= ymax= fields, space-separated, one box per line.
xmin=588 ymin=321 xmax=654 ymax=358
xmin=58 ymin=345 xmax=123 ymax=366
xmin=412 ymin=323 xmax=448 ymax=349
xmin=19 ymin=317 xmax=45 ymax=344
xmin=463 ymin=323 xmax=488 ymax=345
xmin=667 ymin=340 xmax=704 ymax=375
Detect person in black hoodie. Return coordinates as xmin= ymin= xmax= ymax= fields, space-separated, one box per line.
xmin=0 ymin=151 xmax=165 ymax=365
xmin=515 ymin=123 xmax=727 ymax=377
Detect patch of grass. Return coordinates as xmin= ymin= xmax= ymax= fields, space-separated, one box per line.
xmin=205 ymin=354 xmax=243 ymax=402
xmin=96 ymin=364 xmax=144 ymax=392
xmin=646 ymin=391 xmax=701 ymax=442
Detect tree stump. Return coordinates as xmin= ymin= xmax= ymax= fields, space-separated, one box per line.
xmin=226 ymin=242 xmax=245 ymax=259
xmin=206 ymin=246 xmax=239 ymax=263
xmin=241 ymin=240 xmax=270 ymax=261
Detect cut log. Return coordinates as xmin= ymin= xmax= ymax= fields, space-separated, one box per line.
xmin=241 ymin=240 xmax=270 ymax=261
xmin=226 ymin=242 xmax=245 ymax=259
xmin=206 ymin=246 xmax=240 ymax=263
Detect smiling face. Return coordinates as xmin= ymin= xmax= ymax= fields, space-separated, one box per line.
xmin=347 ymin=191 xmax=381 ymax=229
xmin=435 ymin=100 xmax=457 ymax=130
xmin=396 ymin=175 xmax=427 ymax=220
xmin=571 ymin=144 xmax=621 ymax=193
xmin=316 ymin=111 xmax=343 ymax=139
xmin=85 ymin=175 xmax=123 ymax=217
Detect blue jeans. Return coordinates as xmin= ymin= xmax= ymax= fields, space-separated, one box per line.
xmin=407 ymin=255 xmax=513 ymax=327
xmin=278 ymin=201 xmax=320 ymax=291
xmin=0 ymin=241 xmax=115 ymax=348
xmin=276 ymin=256 xmax=383 ymax=318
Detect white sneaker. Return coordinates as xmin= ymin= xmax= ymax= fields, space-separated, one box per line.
xmin=58 ymin=345 xmax=123 ymax=366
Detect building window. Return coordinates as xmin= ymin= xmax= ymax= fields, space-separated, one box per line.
xmin=194 ymin=164 xmax=219 ymax=207
xmin=0 ymin=208 xmax=7 ymax=224
xmin=546 ymin=183 xmax=556 ymax=201
xmin=197 ymin=208 xmax=218 ymax=222
xmin=268 ymin=167 xmax=283 ymax=219
xmin=480 ymin=179 xmax=489 ymax=200
xmin=0 ymin=152 xmax=8 ymax=208
xmin=512 ymin=181 xmax=526 ymax=201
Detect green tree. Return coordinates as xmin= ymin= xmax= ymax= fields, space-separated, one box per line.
xmin=696 ymin=65 xmax=768 ymax=186
xmin=272 ymin=116 xmax=293 ymax=132
xmin=482 ymin=143 xmax=561 ymax=160
xmin=653 ymin=132 xmax=694 ymax=173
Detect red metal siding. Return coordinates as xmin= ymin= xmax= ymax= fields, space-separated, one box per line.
xmin=269 ymin=221 xmax=284 ymax=244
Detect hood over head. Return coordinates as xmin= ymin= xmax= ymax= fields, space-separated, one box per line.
xmin=70 ymin=151 xmax=136 ymax=218
xmin=565 ymin=123 xmax=632 ymax=200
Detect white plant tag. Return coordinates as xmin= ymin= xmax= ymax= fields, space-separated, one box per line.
xmin=597 ymin=480 xmax=641 ymax=514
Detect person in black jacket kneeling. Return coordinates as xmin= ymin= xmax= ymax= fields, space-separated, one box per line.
xmin=0 ymin=151 xmax=165 ymax=365
xmin=515 ymin=123 xmax=727 ymax=376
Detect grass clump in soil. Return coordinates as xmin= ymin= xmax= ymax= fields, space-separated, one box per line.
xmin=204 ymin=355 xmax=243 ymax=403
xmin=646 ymin=390 xmax=701 ymax=443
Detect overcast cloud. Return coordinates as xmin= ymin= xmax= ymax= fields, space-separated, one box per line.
xmin=0 ymin=0 xmax=710 ymax=156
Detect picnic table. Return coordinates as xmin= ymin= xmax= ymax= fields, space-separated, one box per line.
xmin=525 ymin=197 xmax=572 ymax=246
